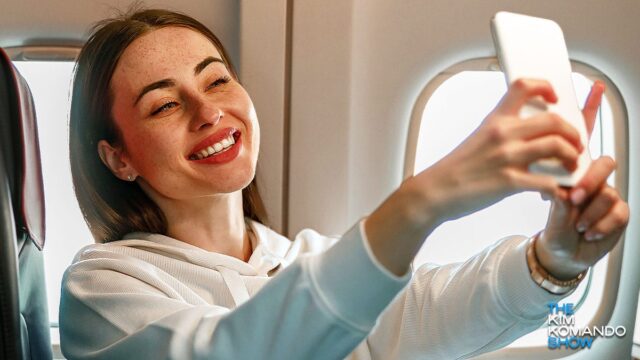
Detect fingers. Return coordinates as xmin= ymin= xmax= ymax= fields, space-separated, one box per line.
xmin=582 ymin=81 xmax=606 ymax=137
xmin=510 ymin=135 xmax=580 ymax=172
xmin=570 ymin=156 xmax=617 ymax=206
xmin=582 ymin=200 xmax=629 ymax=241
xmin=496 ymin=79 xmax=558 ymax=116
xmin=502 ymin=168 xmax=560 ymax=199
xmin=512 ymin=112 xmax=583 ymax=152
xmin=575 ymin=186 xmax=619 ymax=234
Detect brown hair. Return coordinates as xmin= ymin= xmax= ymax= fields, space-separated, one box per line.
xmin=70 ymin=8 xmax=268 ymax=243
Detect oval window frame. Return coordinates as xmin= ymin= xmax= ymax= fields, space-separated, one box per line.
xmin=404 ymin=57 xmax=629 ymax=358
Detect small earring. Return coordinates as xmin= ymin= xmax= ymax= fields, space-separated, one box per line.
xmin=127 ymin=175 xmax=134 ymax=181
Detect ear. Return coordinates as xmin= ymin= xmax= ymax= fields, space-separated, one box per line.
xmin=97 ymin=139 xmax=137 ymax=181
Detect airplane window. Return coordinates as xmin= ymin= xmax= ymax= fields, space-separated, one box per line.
xmin=412 ymin=69 xmax=616 ymax=348
xmin=13 ymin=60 xmax=93 ymax=345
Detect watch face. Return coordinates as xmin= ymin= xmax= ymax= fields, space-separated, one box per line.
xmin=541 ymin=279 xmax=570 ymax=295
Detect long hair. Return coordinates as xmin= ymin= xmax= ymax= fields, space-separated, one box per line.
xmin=70 ymin=8 xmax=268 ymax=243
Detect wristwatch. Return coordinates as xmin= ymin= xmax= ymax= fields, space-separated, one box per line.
xmin=526 ymin=233 xmax=587 ymax=295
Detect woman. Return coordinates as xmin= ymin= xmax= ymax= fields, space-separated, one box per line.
xmin=60 ymin=8 xmax=629 ymax=359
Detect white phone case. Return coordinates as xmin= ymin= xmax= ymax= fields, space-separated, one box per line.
xmin=491 ymin=11 xmax=591 ymax=186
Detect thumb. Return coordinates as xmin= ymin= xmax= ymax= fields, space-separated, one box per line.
xmin=547 ymin=196 xmax=581 ymax=233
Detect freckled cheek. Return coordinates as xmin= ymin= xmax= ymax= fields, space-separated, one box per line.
xmin=129 ymin=137 xmax=180 ymax=175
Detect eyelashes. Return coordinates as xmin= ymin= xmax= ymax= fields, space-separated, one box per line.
xmin=207 ymin=75 xmax=231 ymax=90
xmin=150 ymin=76 xmax=232 ymax=116
xmin=151 ymin=100 xmax=178 ymax=116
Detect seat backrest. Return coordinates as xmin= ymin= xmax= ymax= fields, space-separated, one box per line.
xmin=0 ymin=47 xmax=51 ymax=360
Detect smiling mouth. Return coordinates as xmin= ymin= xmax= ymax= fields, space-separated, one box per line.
xmin=188 ymin=131 xmax=241 ymax=160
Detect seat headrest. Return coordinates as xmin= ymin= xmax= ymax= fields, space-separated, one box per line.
xmin=0 ymin=48 xmax=46 ymax=250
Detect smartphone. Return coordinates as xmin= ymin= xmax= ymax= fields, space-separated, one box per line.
xmin=491 ymin=11 xmax=591 ymax=187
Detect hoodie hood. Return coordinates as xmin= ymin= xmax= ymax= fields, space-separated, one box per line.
xmin=107 ymin=218 xmax=293 ymax=277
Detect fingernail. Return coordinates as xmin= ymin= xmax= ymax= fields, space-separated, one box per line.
xmin=576 ymin=222 xmax=588 ymax=233
xmin=571 ymin=188 xmax=586 ymax=205
xmin=585 ymin=232 xmax=603 ymax=241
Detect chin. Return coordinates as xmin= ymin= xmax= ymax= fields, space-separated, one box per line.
xmin=211 ymin=165 xmax=256 ymax=194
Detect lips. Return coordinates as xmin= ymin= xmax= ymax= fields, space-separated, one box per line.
xmin=187 ymin=127 xmax=239 ymax=159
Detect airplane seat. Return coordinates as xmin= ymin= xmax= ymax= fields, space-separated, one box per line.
xmin=0 ymin=47 xmax=52 ymax=360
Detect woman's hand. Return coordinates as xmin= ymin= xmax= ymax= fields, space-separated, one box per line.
xmin=404 ymin=78 xmax=584 ymax=224
xmin=535 ymin=82 xmax=630 ymax=280
xmin=366 ymin=79 xmax=585 ymax=276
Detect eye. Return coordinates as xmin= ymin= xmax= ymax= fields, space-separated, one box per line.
xmin=151 ymin=101 xmax=178 ymax=116
xmin=206 ymin=76 xmax=231 ymax=90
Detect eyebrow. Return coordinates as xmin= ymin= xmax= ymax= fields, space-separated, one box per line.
xmin=194 ymin=56 xmax=224 ymax=76
xmin=134 ymin=56 xmax=225 ymax=106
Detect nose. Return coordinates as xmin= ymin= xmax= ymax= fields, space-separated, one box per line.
xmin=190 ymin=97 xmax=223 ymax=131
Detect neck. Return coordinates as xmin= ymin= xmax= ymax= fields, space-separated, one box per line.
xmin=146 ymin=188 xmax=252 ymax=261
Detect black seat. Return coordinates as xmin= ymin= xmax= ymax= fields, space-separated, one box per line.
xmin=0 ymin=47 xmax=52 ymax=359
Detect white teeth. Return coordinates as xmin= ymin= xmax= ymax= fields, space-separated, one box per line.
xmin=191 ymin=133 xmax=238 ymax=160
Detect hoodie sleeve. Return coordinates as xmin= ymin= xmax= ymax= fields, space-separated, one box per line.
xmin=59 ymin=220 xmax=410 ymax=360
xmin=357 ymin=234 xmax=571 ymax=359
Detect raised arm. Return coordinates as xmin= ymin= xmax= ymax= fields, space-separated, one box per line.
xmin=360 ymin=234 xmax=560 ymax=359
xmin=366 ymin=78 xmax=586 ymax=276
xmin=357 ymin=80 xmax=628 ymax=359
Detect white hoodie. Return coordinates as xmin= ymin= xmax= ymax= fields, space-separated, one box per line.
xmin=59 ymin=219 xmax=567 ymax=359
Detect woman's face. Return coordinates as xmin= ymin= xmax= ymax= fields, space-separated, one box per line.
xmin=108 ymin=26 xmax=259 ymax=201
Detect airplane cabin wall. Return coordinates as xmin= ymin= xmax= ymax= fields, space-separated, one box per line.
xmin=240 ymin=0 xmax=289 ymax=234
xmin=0 ymin=0 xmax=240 ymax=65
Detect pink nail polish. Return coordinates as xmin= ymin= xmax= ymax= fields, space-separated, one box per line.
xmin=571 ymin=188 xmax=586 ymax=205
